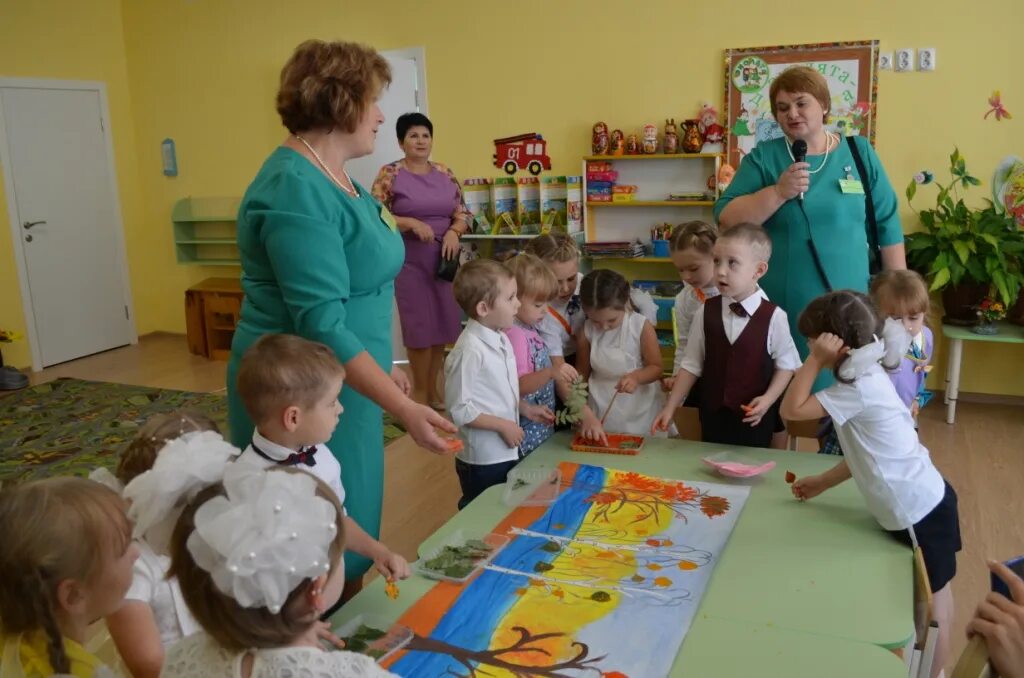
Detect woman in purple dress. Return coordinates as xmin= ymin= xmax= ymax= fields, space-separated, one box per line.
xmin=372 ymin=113 xmax=470 ymax=408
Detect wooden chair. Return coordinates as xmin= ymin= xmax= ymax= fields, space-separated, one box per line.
xmin=907 ymin=546 xmax=939 ymax=678
xmin=951 ymin=636 xmax=994 ymax=678
xmin=784 ymin=418 xmax=820 ymax=451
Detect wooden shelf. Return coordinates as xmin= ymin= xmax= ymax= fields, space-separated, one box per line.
xmin=175 ymin=238 xmax=237 ymax=245
xmin=172 ymin=197 xmax=240 ymax=222
xmin=587 ymin=256 xmax=674 ymax=263
xmin=585 ymin=154 xmax=724 ymax=161
xmin=586 ymin=200 xmax=714 ymax=208
xmin=462 ymin=232 xmax=585 ymax=240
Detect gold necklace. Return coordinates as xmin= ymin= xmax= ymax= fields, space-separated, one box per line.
xmin=293 ymin=135 xmax=359 ymax=197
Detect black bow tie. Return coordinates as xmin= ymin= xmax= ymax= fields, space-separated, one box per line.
xmin=251 ymin=443 xmax=317 ymax=467
xmin=729 ymin=302 xmax=749 ymax=318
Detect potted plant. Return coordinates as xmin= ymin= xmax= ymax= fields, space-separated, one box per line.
xmin=0 ymin=328 xmax=29 ymax=391
xmin=971 ymin=297 xmax=1006 ymax=335
xmin=905 ymin=149 xmax=1024 ymax=325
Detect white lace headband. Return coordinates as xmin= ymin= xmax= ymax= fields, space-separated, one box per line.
xmin=186 ymin=462 xmax=337 ymax=613
xmin=837 ymin=317 xmax=912 ymax=381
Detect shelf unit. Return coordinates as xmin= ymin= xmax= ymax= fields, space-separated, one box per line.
xmin=173 ymin=197 xmax=241 ymax=266
xmin=582 ymin=153 xmax=723 ymax=372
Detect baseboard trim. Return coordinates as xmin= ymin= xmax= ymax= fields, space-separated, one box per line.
xmin=935 ymin=390 xmax=1024 ymax=407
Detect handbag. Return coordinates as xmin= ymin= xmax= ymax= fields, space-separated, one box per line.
xmin=435 ymin=235 xmax=461 ymax=282
xmin=845 ymin=135 xmax=882 ymax=276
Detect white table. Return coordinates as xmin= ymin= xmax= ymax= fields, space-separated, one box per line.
xmin=942 ymin=322 xmax=1024 ymax=424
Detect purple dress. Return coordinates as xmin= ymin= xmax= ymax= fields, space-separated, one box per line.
xmin=889 ymin=326 xmax=933 ymax=409
xmin=373 ymin=162 xmax=465 ymax=349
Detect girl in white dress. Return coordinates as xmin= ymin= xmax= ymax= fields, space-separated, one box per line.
xmin=577 ymin=269 xmax=667 ymax=440
xmin=121 ymin=438 xmax=396 ymax=678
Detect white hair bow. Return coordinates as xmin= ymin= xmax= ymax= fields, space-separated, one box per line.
xmin=838 ymin=317 xmax=912 ymax=381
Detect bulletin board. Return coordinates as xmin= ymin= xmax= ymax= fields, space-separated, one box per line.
xmin=723 ymin=41 xmax=879 ymax=169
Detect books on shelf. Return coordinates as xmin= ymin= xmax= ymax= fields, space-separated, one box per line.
xmin=584 ymin=241 xmax=645 ymax=259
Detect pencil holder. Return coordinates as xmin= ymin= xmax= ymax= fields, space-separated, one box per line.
xmin=652 ymin=239 xmax=670 ymax=257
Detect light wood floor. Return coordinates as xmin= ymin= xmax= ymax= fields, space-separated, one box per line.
xmin=21 ymin=333 xmax=1024 ymax=670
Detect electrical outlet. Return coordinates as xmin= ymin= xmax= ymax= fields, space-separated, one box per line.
xmin=918 ymin=48 xmax=936 ymax=72
xmin=878 ymin=52 xmax=893 ymax=70
xmin=895 ymin=48 xmax=914 ymax=73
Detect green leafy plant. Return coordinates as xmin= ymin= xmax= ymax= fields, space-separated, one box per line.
xmin=555 ymin=377 xmax=589 ymax=426
xmin=421 ymin=539 xmax=493 ymax=579
xmin=905 ymin=148 xmax=1024 ymax=305
xmin=339 ymin=624 xmax=388 ymax=655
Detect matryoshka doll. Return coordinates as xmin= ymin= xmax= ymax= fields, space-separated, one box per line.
xmin=592 ymin=122 xmax=609 ymax=155
xmin=625 ymin=133 xmax=640 ymax=155
xmin=642 ymin=123 xmax=658 ymax=154
xmin=610 ymin=129 xmax=625 ymax=156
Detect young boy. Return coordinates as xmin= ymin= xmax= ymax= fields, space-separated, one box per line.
xmin=234 ymin=333 xmax=410 ymax=584
xmin=653 ymin=223 xmax=800 ymax=448
xmin=444 ymin=259 xmax=525 ymax=509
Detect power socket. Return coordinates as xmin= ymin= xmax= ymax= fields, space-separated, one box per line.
xmin=878 ymin=52 xmax=893 ymax=70
xmin=918 ymin=48 xmax=936 ymax=72
xmin=895 ymin=48 xmax=914 ymax=73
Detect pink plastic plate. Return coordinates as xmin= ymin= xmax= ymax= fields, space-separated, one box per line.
xmin=701 ymin=455 xmax=776 ymax=478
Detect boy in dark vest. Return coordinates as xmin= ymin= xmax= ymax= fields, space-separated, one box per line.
xmin=653 ymin=223 xmax=801 ymax=448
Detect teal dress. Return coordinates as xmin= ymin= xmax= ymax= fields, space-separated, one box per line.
xmin=227 ymin=147 xmax=404 ymax=579
xmin=714 ymin=136 xmax=902 ymax=388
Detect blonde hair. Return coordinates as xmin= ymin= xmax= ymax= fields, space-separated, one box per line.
xmin=168 ymin=468 xmax=345 ymax=651
xmin=116 ymin=410 xmax=220 ymax=485
xmin=236 ymin=334 xmax=346 ymax=426
xmin=769 ymin=66 xmax=831 ymax=122
xmin=453 ymin=259 xmax=514 ymax=318
xmin=719 ymin=223 xmax=773 ymax=263
xmin=0 ymin=478 xmax=131 ymax=674
xmin=276 ymin=39 xmax=392 ymax=134
xmin=670 ymin=220 xmax=718 ymax=255
xmin=870 ymin=269 xmax=931 ymax=317
xmin=505 ymin=253 xmax=558 ymax=302
xmin=524 ymin=233 xmax=580 ymax=264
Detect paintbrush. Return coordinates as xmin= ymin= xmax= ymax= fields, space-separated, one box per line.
xmin=600 ymin=389 xmax=621 ymax=426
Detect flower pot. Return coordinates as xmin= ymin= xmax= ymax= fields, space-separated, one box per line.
xmin=941 ymin=282 xmax=988 ymax=326
xmin=1008 ymin=293 xmax=1024 ymax=326
xmin=971 ymin=322 xmax=999 ymax=336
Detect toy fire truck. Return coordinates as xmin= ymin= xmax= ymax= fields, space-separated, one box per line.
xmin=493 ymin=133 xmax=552 ymax=176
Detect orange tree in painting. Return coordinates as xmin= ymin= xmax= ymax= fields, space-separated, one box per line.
xmin=585 ymin=472 xmax=730 ymax=524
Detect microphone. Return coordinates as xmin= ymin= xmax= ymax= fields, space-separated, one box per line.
xmin=791 ymin=139 xmax=807 ymax=202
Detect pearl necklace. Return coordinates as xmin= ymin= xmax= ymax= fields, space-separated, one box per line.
xmin=293 ymin=135 xmax=359 ymax=197
xmin=786 ymin=131 xmax=837 ymax=175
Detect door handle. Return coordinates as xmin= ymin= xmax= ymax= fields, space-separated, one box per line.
xmin=24 ymin=234 xmax=33 ymax=242
xmin=23 ymin=220 xmax=46 ymax=230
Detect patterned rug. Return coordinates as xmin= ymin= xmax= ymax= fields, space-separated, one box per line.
xmin=0 ymin=377 xmax=407 ymax=485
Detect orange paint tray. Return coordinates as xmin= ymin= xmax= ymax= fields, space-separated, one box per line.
xmin=570 ymin=432 xmax=645 ymax=455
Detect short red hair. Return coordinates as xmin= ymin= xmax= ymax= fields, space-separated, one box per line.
xmin=769 ymin=66 xmax=831 ymax=122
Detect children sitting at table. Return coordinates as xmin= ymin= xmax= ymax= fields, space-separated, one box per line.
xmin=781 ymin=289 xmax=960 ymax=677
xmin=653 ymin=223 xmax=800 ymax=448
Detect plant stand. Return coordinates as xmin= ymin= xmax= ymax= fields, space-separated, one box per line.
xmin=0 ymin=348 xmax=28 ymax=391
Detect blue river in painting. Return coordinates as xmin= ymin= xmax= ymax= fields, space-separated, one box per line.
xmin=389 ymin=465 xmax=607 ymax=676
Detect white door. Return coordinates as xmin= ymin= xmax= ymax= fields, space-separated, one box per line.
xmin=347 ymin=49 xmax=427 ymax=365
xmin=1 ymin=86 xmax=133 ymax=367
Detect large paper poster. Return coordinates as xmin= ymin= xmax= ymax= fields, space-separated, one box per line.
xmin=385 ymin=462 xmax=750 ymax=677
xmin=724 ymin=41 xmax=879 ymax=169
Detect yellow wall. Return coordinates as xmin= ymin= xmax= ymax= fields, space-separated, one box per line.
xmin=3 ymin=0 xmax=1023 ymax=394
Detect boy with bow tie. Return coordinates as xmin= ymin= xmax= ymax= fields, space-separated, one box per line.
xmin=653 ymin=223 xmax=801 ymax=448
xmin=235 ymin=333 xmax=409 ymax=586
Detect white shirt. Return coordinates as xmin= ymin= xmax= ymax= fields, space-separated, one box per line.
xmin=679 ymin=289 xmax=801 ymax=377
xmin=125 ymin=539 xmax=200 ymax=648
xmin=237 ymin=430 xmax=346 ymax=509
xmin=816 ymin=364 xmax=945 ymax=530
xmin=537 ymin=272 xmax=584 ymax=358
xmin=161 ymin=632 xmax=397 ymax=678
xmin=673 ymin=284 xmax=720 ymax=372
xmin=444 ymin=319 xmax=521 ymax=465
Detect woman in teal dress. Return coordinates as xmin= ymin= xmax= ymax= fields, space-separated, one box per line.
xmin=226 ymin=40 xmax=455 ymax=585
xmin=715 ymin=66 xmax=907 ymax=390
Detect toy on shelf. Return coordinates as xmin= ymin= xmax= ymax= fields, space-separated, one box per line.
xmin=698 ymin=103 xmax=726 ymax=153
xmin=494 ymin=133 xmax=551 ymax=176
xmin=681 ymin=119 xmax=703 ymax=153
xmin=663 ymin=119 xmax=679 ymax=154
xmin=610 ymin=129 xmax=625 ymax=156
xmin=716 ymin=163 xmax=736 ymax=192
xmin=585 ymin=161 xmax=615 ymax=202
xmin=612 ymin=185 xmax=638 ymax=203
xmin=592 ymin=122 xmax=610 ymax=155
xmin=642 ymin=124 xmax=659 ymax=154
xmin=625 ymin=133 xmax=641 ymax=155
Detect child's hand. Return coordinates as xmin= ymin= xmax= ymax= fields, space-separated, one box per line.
xmin=791 ymin=473 xmax=829 ymax=501
xmin=661 ymin=376 xmax=676 ymax=392
xmin=741 ymin=396 xmax=771 ymax=427
xmin=616 ymin=373 xmax=639 ymax=394
xmin=500 ymin=420 xmax=525 ymax=448
xmin=579 ymin=413 xmax=609 ymax=446
xmin=651 ymin=407 xmax=674 ymax=435
xmin=374 ymin=549 xmax=411 ymax=581
xmin=555 ymin=363 xmax=579 ymax=384
xmin=522 ymin=402 xmax=555 ymax=425
xmin=911 ymin=400 xmax=920 ymax=418
xmin=810 ymin=333 xmax=848 ymax=367
xmin=315 ymin=620 xmax=347 ymax=650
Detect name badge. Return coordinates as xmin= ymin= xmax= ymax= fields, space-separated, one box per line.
xmin=380 ymin=205 xmax=398 ymax=232
xmin=839 ymin=179 xmax=865 ymax=195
